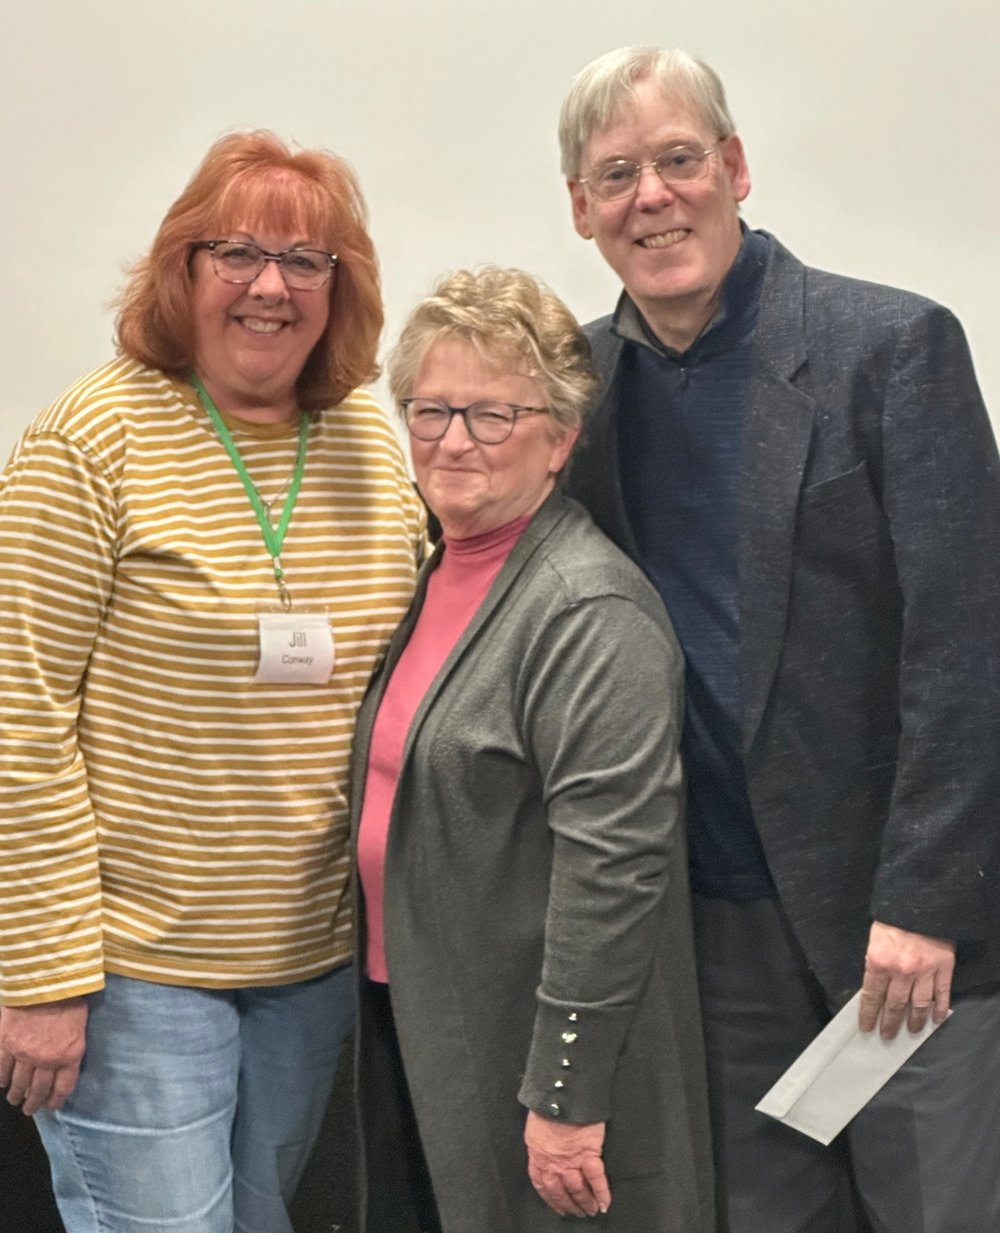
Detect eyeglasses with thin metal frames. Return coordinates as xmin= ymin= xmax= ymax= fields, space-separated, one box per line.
xmin=400 ymin=398 xmax=549 ymax=445
xmin=579 ymin=143 xmax=721 ymax=203
xmin=191 ymin=240 xmax=338 ymax=290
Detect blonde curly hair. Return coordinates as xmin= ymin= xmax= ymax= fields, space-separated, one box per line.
xmin=387 ymin=266 xmax=599 ymax=437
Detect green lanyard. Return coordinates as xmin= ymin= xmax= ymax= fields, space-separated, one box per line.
xmin=192 ymin=374 xmax=309 ymax=609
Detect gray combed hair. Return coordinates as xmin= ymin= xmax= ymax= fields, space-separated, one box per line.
xmin=558 ymin=46 xmax=736 ymax=178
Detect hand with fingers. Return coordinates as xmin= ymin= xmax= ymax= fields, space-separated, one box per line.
xmin=0 ymin=999 xmax=89 ymax=1116
xmin=858 ymin=921 xmax=955 ymax=1040
xmin=525 ymin=1109 xmax=611 ymax=1218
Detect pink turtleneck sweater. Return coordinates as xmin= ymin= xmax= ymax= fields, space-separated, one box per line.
xmin=357 ymin=515 xmax=531 ymax=982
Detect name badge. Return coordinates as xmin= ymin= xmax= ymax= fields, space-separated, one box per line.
xmin=255 ymin=611 xmax=335 ymax=685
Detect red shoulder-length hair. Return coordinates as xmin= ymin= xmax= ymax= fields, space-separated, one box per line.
xmin=115 ymin=130 xmax=383 ymax=411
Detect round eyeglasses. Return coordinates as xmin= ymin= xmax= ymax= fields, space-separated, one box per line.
xmin=580 ymin=143 xmax=719 ymax=202
xmin=401 ymin=398 xmax=548 ymax=445
xmin=192 ymin=240 xmax=338 ymax=290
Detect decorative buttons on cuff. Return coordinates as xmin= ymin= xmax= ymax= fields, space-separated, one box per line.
xmin=546 ymin=1011 xmax=581 ymax=1114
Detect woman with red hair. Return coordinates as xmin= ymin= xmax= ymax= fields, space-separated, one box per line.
xmin=0 ymin=130 xmax=424 ymax=1233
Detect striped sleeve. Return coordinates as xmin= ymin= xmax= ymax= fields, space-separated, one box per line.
xmin=0 ymin=428 xmax=118 ymax=1002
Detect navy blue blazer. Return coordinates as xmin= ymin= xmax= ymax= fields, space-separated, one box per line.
xmin=566 ymin=235 xmax=1000 ymax=1005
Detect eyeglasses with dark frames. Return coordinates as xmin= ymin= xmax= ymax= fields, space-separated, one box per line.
xmin=579 ymin=143 xmax=720 ymax=202
xmin=401 ymin=398 xmax=549 ymax=445
xmin=192 ymin=240 xmax=338 ymax=290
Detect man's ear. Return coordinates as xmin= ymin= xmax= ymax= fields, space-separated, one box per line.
xmin=720 ymin=135 xmax=751 ymax=203
xmin=568 ymin=180 xmax=594 ymax=240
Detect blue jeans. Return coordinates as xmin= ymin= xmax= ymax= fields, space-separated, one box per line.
xmin=34 ymin=966 xmax=354 ymax=1233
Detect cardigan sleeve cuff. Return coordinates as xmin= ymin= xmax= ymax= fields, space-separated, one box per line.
xmin=517 ymin=993 xmax=634 ymax=1125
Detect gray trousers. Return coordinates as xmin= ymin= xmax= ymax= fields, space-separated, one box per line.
xmin=693 ymin=896 xmax=1000 ymax=1233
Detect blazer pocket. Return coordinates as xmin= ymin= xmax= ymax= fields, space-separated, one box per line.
xmin=800 ymin=459 xmax=871 ymax=506
xmin=796 ymin=460 xmax=885 ymax=555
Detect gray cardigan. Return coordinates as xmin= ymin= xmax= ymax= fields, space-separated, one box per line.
xmin=351 ymin=492 xmax=714 ymax=1233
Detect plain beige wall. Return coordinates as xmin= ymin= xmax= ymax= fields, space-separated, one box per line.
xmin=2 ymin=0 xmax=997 ymax=460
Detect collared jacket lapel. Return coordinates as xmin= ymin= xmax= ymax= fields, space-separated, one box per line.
xmin=566 ymin=323 xmax=638 ymax=558
xmin=739 ymin=241 xmax=815 ymax=755
xmin=573 ymin=236 xmax=817 ymax=757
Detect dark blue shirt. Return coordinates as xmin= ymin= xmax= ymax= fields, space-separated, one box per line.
xmin=614 ymin=226 xmax=775 ymax=900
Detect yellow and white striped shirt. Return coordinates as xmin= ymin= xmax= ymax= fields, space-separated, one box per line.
xmin=0 ymin=356 xmax=424 ymax=1005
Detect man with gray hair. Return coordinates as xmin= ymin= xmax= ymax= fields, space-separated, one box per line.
xmin=559 ymin=45 xmax=1000 ymax=1233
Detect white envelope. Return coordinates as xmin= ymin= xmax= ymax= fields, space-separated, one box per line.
xmin=755 ymin=991 xmax=950 ymax=1145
